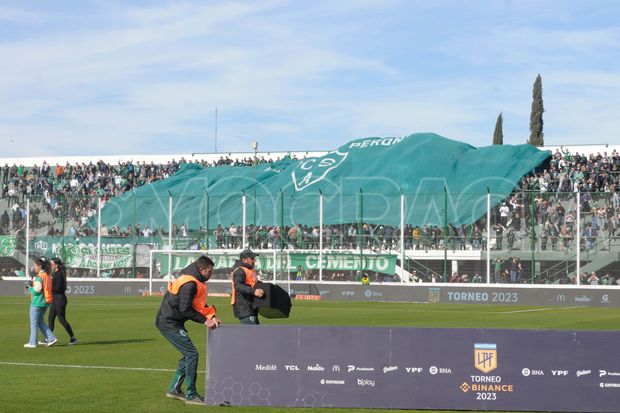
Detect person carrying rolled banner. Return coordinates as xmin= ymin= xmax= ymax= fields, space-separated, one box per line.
xmin=156 ymin=255 xmax=221 ymax=405
xmin=24 ymin=257 xmax=57 ymax=348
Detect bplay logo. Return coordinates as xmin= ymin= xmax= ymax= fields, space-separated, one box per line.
xmin=357 ymin=379 xmax=375 ymax=387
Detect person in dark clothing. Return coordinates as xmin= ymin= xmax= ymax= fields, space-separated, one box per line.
xmin=48 ymin=258 xmax=77 ymax=345
xmin=156 ymin=256 xmax=221 ymax=405
xmin=231 ymin=249 xmax=264 ymax=325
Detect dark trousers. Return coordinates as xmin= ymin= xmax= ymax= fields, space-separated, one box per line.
xmin=159 ymin=328 xmax=199 ymax=398
xmin=49 ymin=294 xmax=75 ymax=338
xmin=239 ymin=315 xmax=260 ymax=325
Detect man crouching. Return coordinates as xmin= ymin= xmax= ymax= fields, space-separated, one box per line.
xmin=156 ymin=256 xmax=221 ymax=405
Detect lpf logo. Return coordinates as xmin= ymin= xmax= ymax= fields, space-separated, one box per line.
xmin=428 ymin=287 xmax=440 ymax=303
xmin=291 ymin=151 xmax=348 ymax=191
xmin=474 ymin=343 xmax=497 ymax=373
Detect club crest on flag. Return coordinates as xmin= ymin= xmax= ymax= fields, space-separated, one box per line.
xmin=291 ymin=151 xmax=348 ymax=191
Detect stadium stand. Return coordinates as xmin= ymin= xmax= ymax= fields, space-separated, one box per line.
xmin=1 ymin=144 xmax=619 ymax=285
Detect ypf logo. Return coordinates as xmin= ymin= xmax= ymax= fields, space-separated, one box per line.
xmin=474 ymin=343 xmax=497 ymax=373
xmin=291 ymin=151 xmax=348 ymax=191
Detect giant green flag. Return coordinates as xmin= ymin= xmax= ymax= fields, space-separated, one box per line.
xmin=94 ymin=133 xmax=549 ymax=229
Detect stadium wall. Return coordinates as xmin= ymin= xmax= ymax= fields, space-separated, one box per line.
xmin=1 ymin=279 xmax=618 ymax=307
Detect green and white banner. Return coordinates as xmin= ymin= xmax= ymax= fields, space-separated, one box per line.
xmin=157 ymin=252 xmax=397 ymax=275
xmin=0 ymin=236 xmax=16 ymax=257
xmin=31 ymin=237 xmax=144 ymax=270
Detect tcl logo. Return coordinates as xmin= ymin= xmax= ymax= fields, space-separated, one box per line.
xmin=551 ymin=370 xmax=569 ymax=376
xmin=285 ymin=365 xmax=300 ymax=371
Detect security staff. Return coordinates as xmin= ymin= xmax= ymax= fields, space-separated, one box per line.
xmin=231 ymin=249 xmax=264 ymax=324
xmin=156 ymin=256 xmax=221 ymax=405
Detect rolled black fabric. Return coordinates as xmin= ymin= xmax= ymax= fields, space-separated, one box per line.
xmin=252 ymin=281 xmax=292 ymax=318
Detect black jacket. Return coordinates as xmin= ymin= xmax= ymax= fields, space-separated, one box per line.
xmin=51 ymin=270 xmax=67 ymax=295
xmin=232 ymin=261 xmax=257 ymax=319
xmin=155 ymin=263 xmax=208 ymax=331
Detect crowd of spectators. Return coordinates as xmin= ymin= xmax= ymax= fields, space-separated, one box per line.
xmin=1 ymin=146 xmax=619 ymax=283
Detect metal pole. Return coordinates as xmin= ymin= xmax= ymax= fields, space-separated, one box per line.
xmin=400 ymin=191 xmax=405 ymax=283
xmin=97 ymin=197 xmax=102 ymax=279
xmin=168 ymin=192 xmax=172 ymax=277
xmin=253 ymin=143 xmax=258 ymax=226
xmin=280 ymin=190 xmax=284 ymax=251
xmin=242 ymin=192 xmax=247 ymax=248
xmin=214 ymin=106 xmax=218 ymax=153
xmin=132 ymin=191 xmax=136 ymax=278
xmin=25 ymin=198 xmax=30 ymax=275
xmin=576 ymin=190 xmax=581 ymax=285
xmin=443 ymin=187 xmax=448 ymax=282
xmin=319 ymin=191 xmax=323 ymax=282
xmin=359 ymin=189 xmax=363 ymax=276
xmin=205 ymin=192 xmax=209 ymax=250
xmin=486 ymin=189 xmax=491 ymax=284
xmin=530 ymin=191 xmax=535 ymax=283
xmin=273 ymin=249 xmax=277 ymax=283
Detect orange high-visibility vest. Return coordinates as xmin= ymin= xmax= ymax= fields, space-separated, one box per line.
xmin=167 ymin=275 xmax=216 ymax=320
xmin=230 ymin=266 xmax=257 ymax=305
xmin=39 ymin=272 xmax=53 ymax=304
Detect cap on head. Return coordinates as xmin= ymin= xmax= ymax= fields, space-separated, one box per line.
xmin=240 ymin=249 xmax=259 ymax=260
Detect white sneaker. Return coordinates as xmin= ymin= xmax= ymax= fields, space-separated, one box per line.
xmin=46 ymin=338 xmax=58 ymax=347
xmin=38 ymin=340 xmax=48 ymax=346
xmin=24 ymin=343 xmax=36 ymax=348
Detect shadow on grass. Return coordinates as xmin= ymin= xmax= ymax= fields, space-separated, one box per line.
xmin=76 ymin=338 xmax=155 ymax=346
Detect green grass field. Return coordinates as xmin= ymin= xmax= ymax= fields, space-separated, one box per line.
xmin=1 ymin=296 xmax=619 ymax=413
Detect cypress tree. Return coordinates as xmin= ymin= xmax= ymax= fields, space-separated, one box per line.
xmin=528 ymin=74 xmax=544 ymax=146
xmin=493 ymin=112 xmax=503 ymax=145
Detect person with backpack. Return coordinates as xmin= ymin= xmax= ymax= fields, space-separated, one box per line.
xmin=24 ymin=257 xmax=57 ymax=348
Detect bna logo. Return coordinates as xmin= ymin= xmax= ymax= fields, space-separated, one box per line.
xmin=291 ymin=151 xmax=348 ymax=191
xmin=474 ymin=343 xmax=497 ymax=373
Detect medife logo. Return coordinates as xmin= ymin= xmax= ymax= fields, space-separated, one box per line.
xmin=255 ymin=364 xmax=278 ymax=371
xmin=474 ymin=343 xmax=497 ymax=373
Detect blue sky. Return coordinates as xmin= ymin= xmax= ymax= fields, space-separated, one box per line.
xmin=1 ymin=0 xmax=619 ymax=156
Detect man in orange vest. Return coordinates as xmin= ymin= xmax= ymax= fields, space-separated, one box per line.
xmin=231 ymin=249 xmax=264 ymax=324
xmin=156 ymin=256 xmax=221 ymax=405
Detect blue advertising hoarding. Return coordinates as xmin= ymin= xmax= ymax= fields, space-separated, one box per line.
xmin=206 ymin=326 xmax=620 ymax=411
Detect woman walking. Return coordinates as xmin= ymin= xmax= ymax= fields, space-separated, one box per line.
xmin=48 ymin=258 xmax=77 ymax=345
xmin=24 ymin=258 xmax=57 ymax=348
